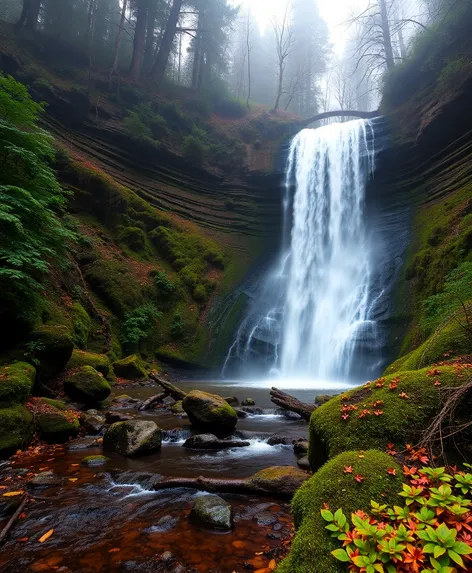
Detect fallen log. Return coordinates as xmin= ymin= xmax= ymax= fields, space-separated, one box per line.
xmin=138 ymin=392 xmax=168 ymax=411
xmin=0 ymin=495 xmax=28 ymax=544
xmin=270 ymin=388 xmax=316 ymax=422
xmin=153 ymin=476 xmax=250 ymax=494
xmin=149 ymin=372 xmax=187 ymax=401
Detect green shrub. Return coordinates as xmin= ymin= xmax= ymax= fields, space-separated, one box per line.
xmin=122 ymin=111 xmax=153 ymax=140
xmin=120 ymin=303 xmax=162 ymax=348
xmin=214 ymin=97 xmax=247 ymax=119
xmin=183 ymin=135 xmax=206 ymax=163
xmin=151 ymin=270 xmax=175 ymax=299
xmin=117 ymin=225 xmax=147 ymax=251
xmin=193 ymin=284 xmax=207 ymax=302
xmin=170 ymin=312 xmax=185 ymax=340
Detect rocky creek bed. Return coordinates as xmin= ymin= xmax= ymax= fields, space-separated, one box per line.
xmin=0 ymin=378 xmax=325 ymax=573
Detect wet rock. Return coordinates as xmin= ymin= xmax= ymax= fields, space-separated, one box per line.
xmin=256 ymin=511 xmax=278 ymax=526
xmin=224 ymin=396 xmax=239 ymax=406
xmin=28 ymin=471 xmax=63 ymax=488
xmin=297 ymin=456 xmax=311 ymax=470
xmin=82 ymin=412 xmax=106 ymax=435
xmin=170 ymin=400 xmax=185 ymax=415
xmin=171 ymin=565 xmax=186 ymax=573
xmin=247 ymin=466 xmax=309 ymax=496
xmin=12 ymin=468 xmax=29 ymax=476
xmin=315 ymin=394 xmax=334 ymax=406
xmin=105 ymin=411 xmax=133 ymax=424
xmin=103 ymin=420 xmax=162 ymax=457
xmin=190 ymin=494 xmax=233 ymax=530
xmin=27 ymin=325 xmax=73 ymax=380
xmin=234 ymin=430 xmax=274 ymax=441
xmin=183 ymin=434 xmax=250 ymax=450
xmin=241 ymin=406 xmax=264 ymax=415
xmin=276 ymin=408 xmax=303 ymax=421
xmin=152 ymin=515 xmax=178 ymax=532
xmin=36 ymin=410 xmax=79 ymax=443
xmin=112 ymin=354 xmax=147 ymax=380
xmin=160 ymin=551 xmax=175 ymax=563
xmin=267 ymin=434 xmax=293 ymax=446
xmin=82 ymin=455 xmax=110 ymax=467
xmin=67 ymin=437 xmax=100 ymax=451
xmin=241 ymin=398 xmax=255 ymax=406
xmin=182 ymin=391 xmax=238 ymax=431
xmin=64 ymin=366 xmax=111 ymax=405
xmin=293 ymin=440 xmax=309 ymax=456
xmin=0 ymin=497 xmax=21 ymax=518
xmin=236 ymin=409 xmax=248 ymax=418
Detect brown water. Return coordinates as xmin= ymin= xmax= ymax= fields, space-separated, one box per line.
xmin=0 ymin=379 xmax=331 ymax=573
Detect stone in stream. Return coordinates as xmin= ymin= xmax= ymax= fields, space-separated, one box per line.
xmin=224 ymin=396 xmax=239 ymax=406
xmin=81 ymin=455 xmax=110 ymax=467
xmin=28 ymin=471 xmax=63 ymax=488
xmin=241 ymin=398 xmax=255 ymax=406
xmin=105 ymin=411 xmax=133 ymax=424
xmin=297 ymin=456 xmax=311 ymax=471
xmin=267 ymin=434 xmax=293 ymax=446
xmin=189 ymin=494 xmax=233 ymax=530
xmin=247 ymin=466 xmax=309 ymax=496
xmin=183 ymin=434 xmax=250 ymax=450
xmin=103 ymin=420 xmax=162 ymax=457
xmin=170 ymin=400 xmax=185 ymax=415
xmin=235 ymin=409 xmax=248 ymax=419
xmin=82 ymin=411 xmax=106 ymax=435
xmin=182 ymin=390 xmax=238 ymax=431
xmin=240 ymin=406 xmax=264 ymax=415
xmin=67 ymin=437 xmax=100 ymax=451
xmin=293 ymin=440 xmax=309 ymax=456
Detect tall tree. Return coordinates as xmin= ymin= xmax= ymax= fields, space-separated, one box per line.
xmin=16 ymin=0 xmax=42 ymax=31
xmin=129 ymin=0 xmax=149 ymax=79
xmin=150 ymin=0 xmax=183 ymax=84
xmin=111 ymin=0 xmax=128 ymax=73
xmin=272 ymin=2 xmax=295 ymax=112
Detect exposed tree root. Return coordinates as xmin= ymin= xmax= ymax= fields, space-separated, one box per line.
xmin=0 ymin=495 xmax=29 ymax=544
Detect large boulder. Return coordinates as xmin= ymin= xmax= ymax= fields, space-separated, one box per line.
xmin=64 ymin=366 xmax=111 ymax=405
xmin=309 ymin=365 xmax=470 ymax=470
xmin=0 ymin=362 xmax=35 ymax=407
xmin=0 ymin=405 xmax=33 ymax=459
xmin=103 ymin=420 xmax=162 ymax=456
xmin=182 ymin=390 xmax=238 ymax=431
xmin=36 ymin=410 xmax=79 ymax=443
xmin=277 ymin=451 xmax=402 ymax=573
xmin=28 ymin=325 xmax=73 ymax=380
xmin=112 ymin=354 xmax=146 ymax=380
xmin=189 ymin=494 xmax=233 ymax=530
xmin=247 ymin=466 xmax=309 ymax=497
xmin=82 ymin=410 xmax=106 ymax=435
xmin=66 ymin=350 xmax=112 ymax=379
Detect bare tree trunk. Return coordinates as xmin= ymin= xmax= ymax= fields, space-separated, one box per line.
xmin=149 ymin=372 xmax=187 ymax=401
xmin=273 ymin=61 xmax=284 ymax=112
xmin=143 ymin=0 xmax=157 ymax=72
xmin=246 ymin=11 xmax=251 ymax=109
xmin=111 ymin=0 xmax=128 ymax=74
xmin=17 ymin=0 xmax=41 ymax=31
xmin=150 ymin=0 xmax=184 ymax=85
xmin=15 ymin=0 xmax=31 ymax=30
xmin=270 ymin=388 xmax=316 ymax=421
xmin=379 ymin=0 xmax=395 ymax=69
xmin=130 ymin=0 xmax=149 ymax=80
xmin=191 ymin=7 xmax=203 ymax=90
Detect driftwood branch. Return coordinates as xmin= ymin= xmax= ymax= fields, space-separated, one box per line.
xmin=138 ymin=392 xmax=168 ymax=411
xmin=149 ymin=372 xmax=187 ymax=401
xmin=270 ymin=388 xmax=316 ymax=422
xmin=0 ymin=495 xmax=28 ymax=544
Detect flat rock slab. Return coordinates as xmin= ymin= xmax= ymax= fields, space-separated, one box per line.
xmin=183 ymin=434 xmax=250 ymax=450
xmin=190 ymin=494 xmax=233 ymax=530
xmin=28 ymin=471 xmax=63 ymax=488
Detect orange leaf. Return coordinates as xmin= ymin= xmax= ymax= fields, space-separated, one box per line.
xmin=2 ymin=491 xmax=24 ymax=497
xmin=269 ymin=559 xmax=277 ymax=570
xmin=17 ymin=537 xmax=29 ymax=543
xmin=38 ymin=529 xmax=54 ymax=543
xmin=108 ymin=548 xmax=120 ymax=553
xmin=68 ymin=478 xmax=78 ymax=482
xmin=19 ymin=512 xmax=27 ymax=519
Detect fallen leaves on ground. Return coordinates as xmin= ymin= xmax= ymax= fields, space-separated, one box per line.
xmin=38 ymin=529 xmax=54 ymax=543
xmin=2 ymin=490 xmax=24 ymax=497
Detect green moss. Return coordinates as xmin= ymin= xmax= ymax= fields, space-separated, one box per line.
xmin=71 ymin=302 xmax=92 ymax=349
xmin=66 ymin=350 xmax=111 ymax=378
xmin=277 ymin=451 xmax=403 ymax=573
xmin=117 ymin=226 xmax=147 ymax=252
xmin=27 ymin=325 xmax=74 ymax=380
xmin=309 ymin=366 xmax=468 ymax=469
xmin=40 ymin=398 xmax=67 ymax=410
xmin=112 ymin=354 xmax=147 ymax=379
xmin=0 ymin=405 xmax=34 ymax=459
xmin=36 ymin=411 xmax=79 ymax=443
xmin=81 ymin=454 xmax=110 ymax=466
xmin=0 ymin=362 xmax=35 ymax=407
xmin=64 ymin=365 xmax=111 ymax=404
xmin=389 ymin=319 xmax=472 ymax=372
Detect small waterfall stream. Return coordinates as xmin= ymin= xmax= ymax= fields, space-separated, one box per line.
xmin=224 ymin=119 xmax=380 ymax=384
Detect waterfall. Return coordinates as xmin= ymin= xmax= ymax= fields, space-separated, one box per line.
xmin=223 ymin=118 xmax=378 ymax=383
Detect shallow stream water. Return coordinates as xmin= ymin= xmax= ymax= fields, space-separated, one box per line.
xmin=0 ymin=379 xmax=343 ymax=573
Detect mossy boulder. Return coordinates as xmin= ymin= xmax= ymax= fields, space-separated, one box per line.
xmin=40 ymin=398 xmax=67 ymax=410
xmin=171 ymin=400 xmax=185 ymax=415
xmin=28 ymin=325 xmax=74 ymax=379
xmin=81 ymin=454 xmax=110 ymax=467
xmin=247 ymin=466 xmax=309 ymax=497
xmin=103 ymin=420 xmax=162 ymax=456
xmin=36 ymin=410 xmax=79 ymax=443
xmin=389 ymin=320 xmax=472 ymax=372
xmin=182 ymin=390 xmax=238 ymax=431
xmin=277 ymin=451 xmax=403 ymax=573
xmin=0 ymin=362 xmax=35 ymax=407
xmin=71 ymin=302 xmax=92 ymax=348
xmin=112 ymin=354 xmax=147 ymax=380
xmin=189 ymin=494 xmax=233 ymax=530
xmin=309 ymin=365 xmax=468 ymax=470
xmin=0 ymin=405 xmax=33 ymax=459
xmin=64 ymin=366 xmax=111 ymax=404
xmin=66 ymin=350 xmax=112 ymax=378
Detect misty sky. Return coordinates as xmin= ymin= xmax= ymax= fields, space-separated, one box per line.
xmin=243 ymin=0 xmax=364 ymax=54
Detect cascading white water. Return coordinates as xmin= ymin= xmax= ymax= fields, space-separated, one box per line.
xmin=280 ymin=120 xmax=375 ymax=380
xmin=223 ymin=118 xmax=378 ymax=384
